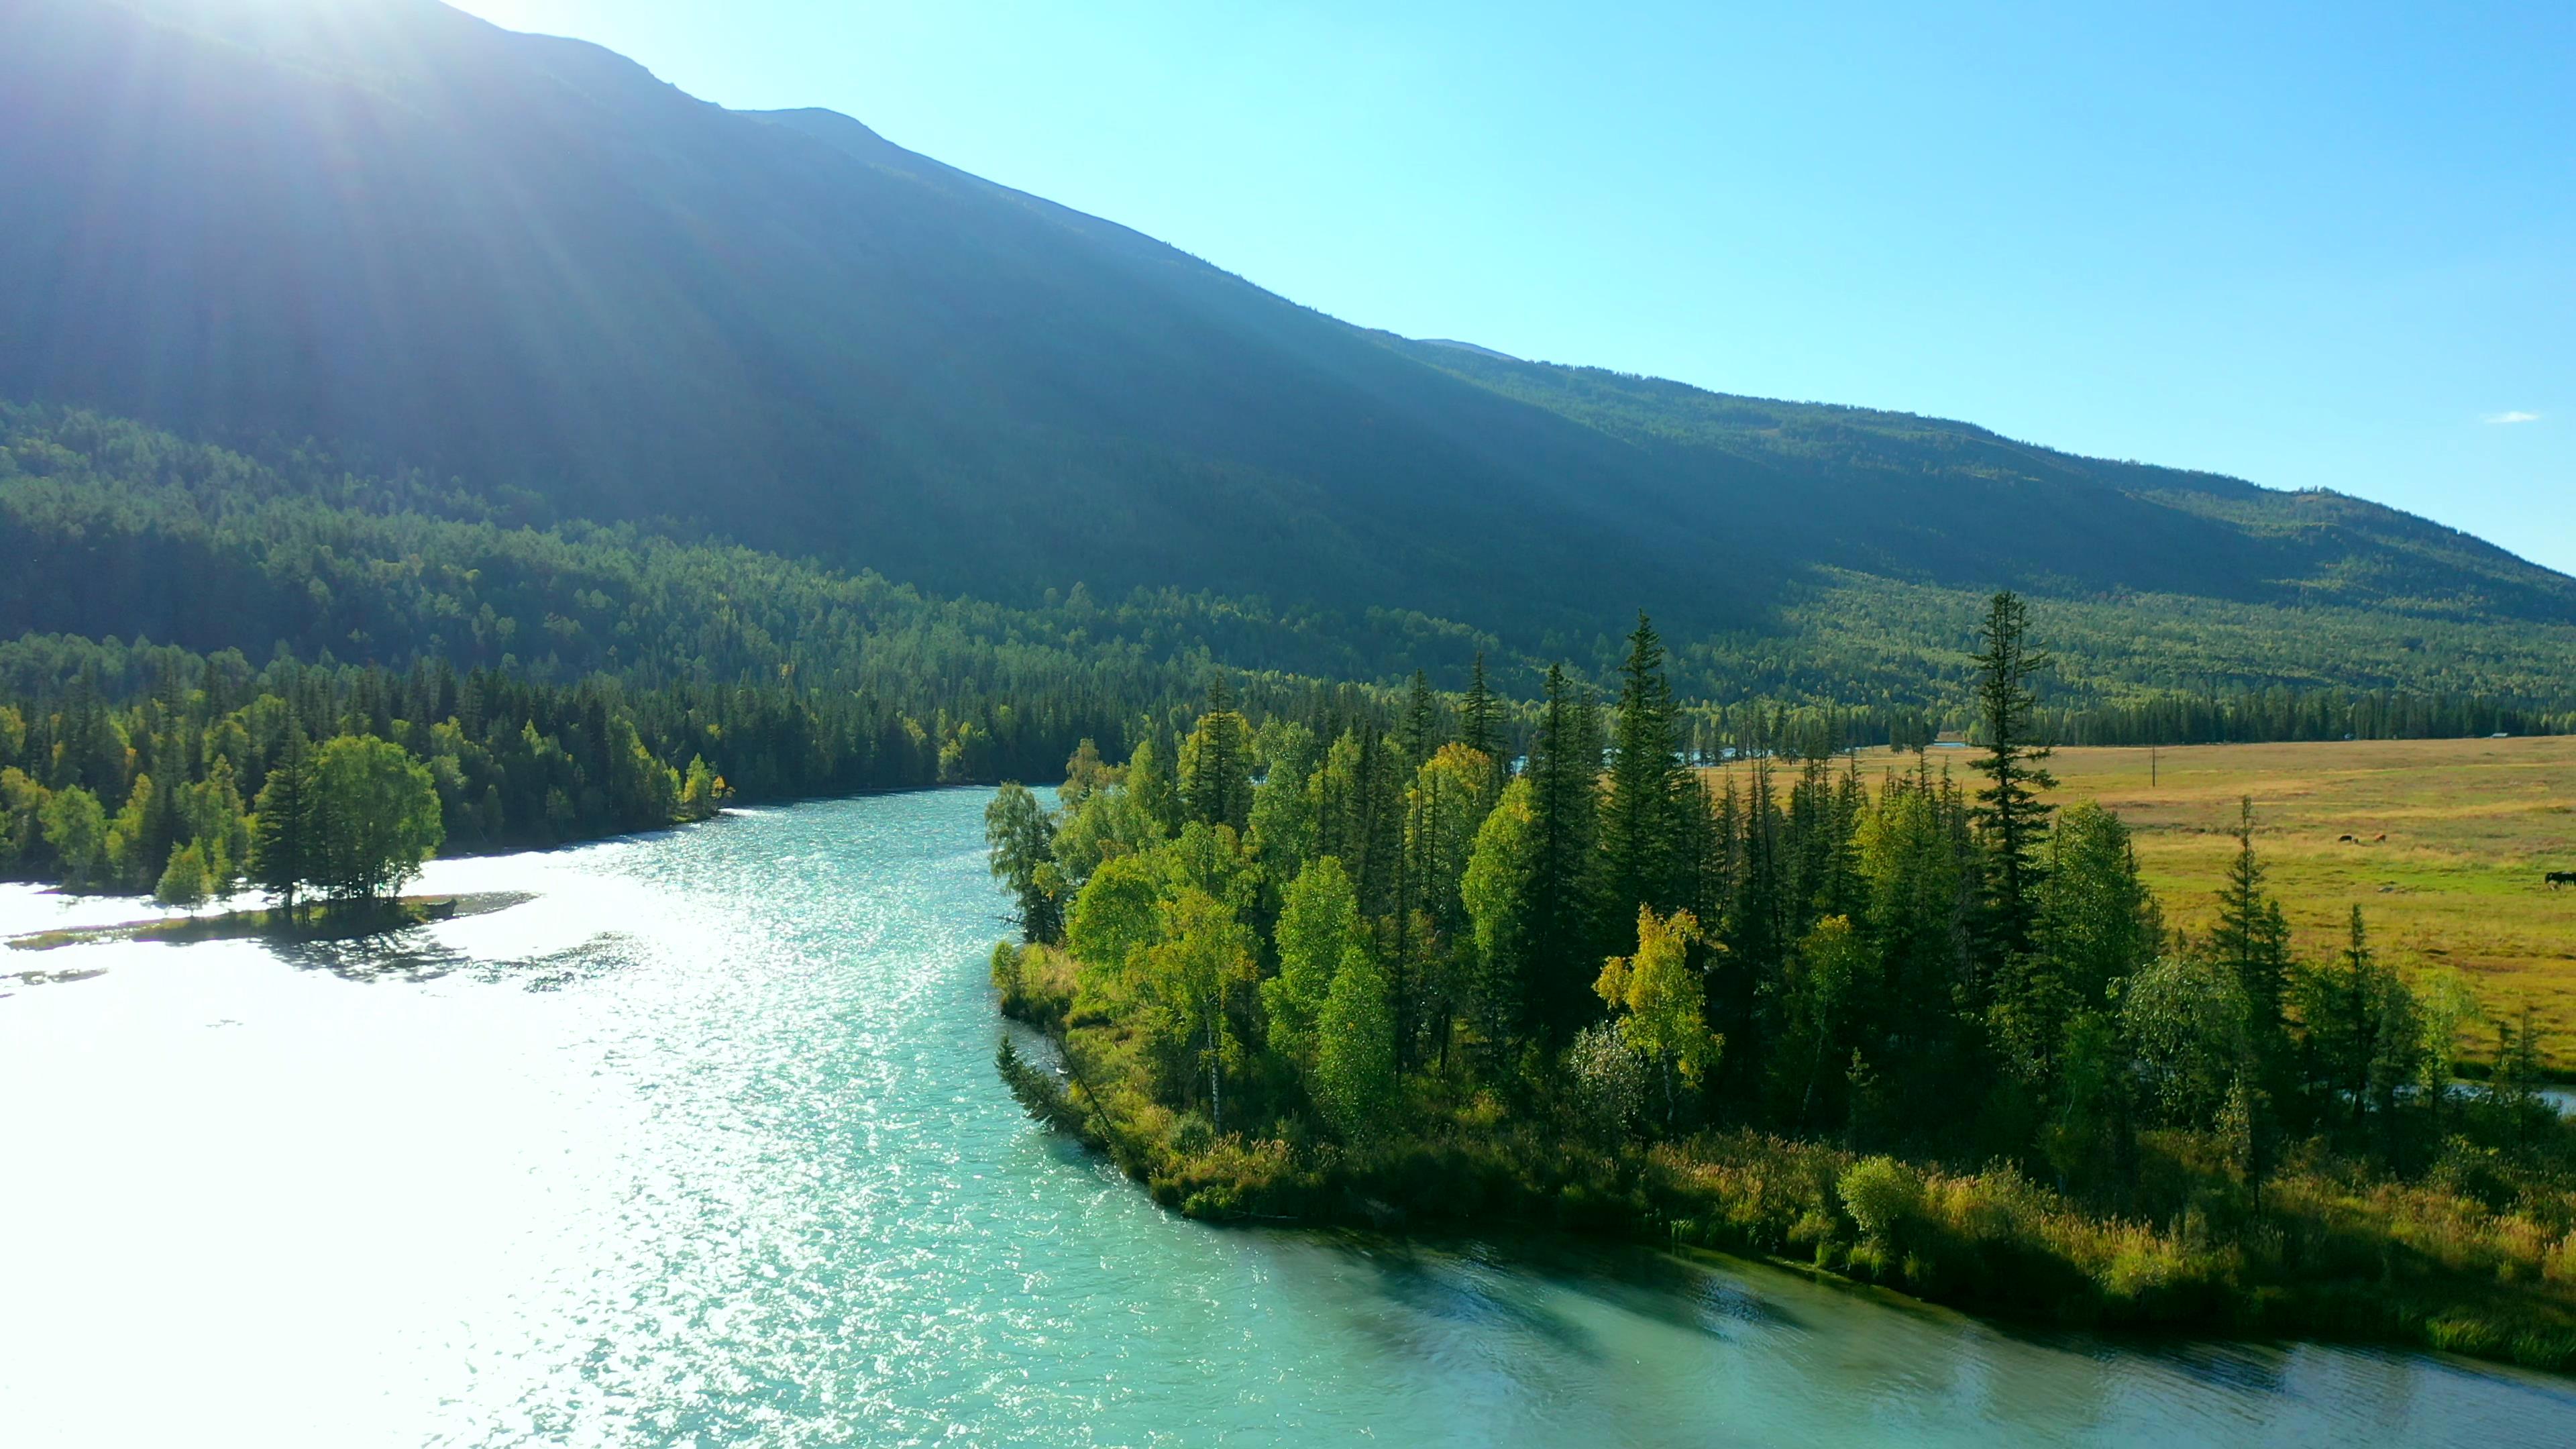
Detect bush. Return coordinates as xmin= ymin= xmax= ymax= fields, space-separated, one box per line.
xmin=1566 ymin=1024 xmax=1646 ymax=1144
xmin=1838 ymin=1155 xmax=1921 ymax=1248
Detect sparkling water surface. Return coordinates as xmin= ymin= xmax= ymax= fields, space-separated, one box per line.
xmin=5 ymin=788 xmax=2571 ymax=1447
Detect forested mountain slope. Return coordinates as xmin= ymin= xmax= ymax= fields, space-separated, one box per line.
xmin=11 ymin=404 xmax=2576 ymax=714
xmin=3 ymin=0 xmax=2569 ymax=674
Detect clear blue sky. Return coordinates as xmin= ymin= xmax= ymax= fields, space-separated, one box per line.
xmin=453 ymin=0 xmax=2575 ymax=576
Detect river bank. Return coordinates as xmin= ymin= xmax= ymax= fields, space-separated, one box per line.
xmin=995 ymin=941 xmax=2576 ymax=1376
xmin=9 ymin=789 xmax=2572 ymax=1445
xmin=3 ymin=891 xmax=536 ymax=953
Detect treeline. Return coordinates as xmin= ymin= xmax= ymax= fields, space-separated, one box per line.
xmin=0 ymin=634 xmax=1183 ymax=894
xmin=11 ymin=402 xmax=2576 ymax=747
xmin=1700 ymin=568 xmax=2576 ymax=716
xmin=1682 ymin=689 xmax=2571 ymax=762
xmin=989 ymin=597 xmax=2576 ymax=1366
xmin=2043 ymin=687 xmax=2575 ymax=747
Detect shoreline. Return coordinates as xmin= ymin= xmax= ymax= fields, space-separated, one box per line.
xmin=4 ymin=891 xmax=537 ymax=953
xmin=993 ymin=949 xmax=2576 ymax=1380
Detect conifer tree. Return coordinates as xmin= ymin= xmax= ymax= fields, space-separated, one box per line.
xmin=1356 ymin=728 xmax=1407 ymax=922
xmin=251 ymin=727 xmax=316 ymax=918
xmin=2210 ymin=796 xmax=2295 ymax=1087
xmin=2000 ymin=803 xmax=2157 ymax=1087
xmin=1178 ymin=682 xmax=1255 ymax=834
xmin=1459 ymin=653 xmax=1499 ymax=762
xmin=154 ymin=841 xmax=213 ymax=912
xmin=1970 ymin=590 xmax=2057 ymax=959
xmin=1601 ymin=612 xmax=1686 ymax=940
xmin=2294 ymin=906 xmax=2424 ymax=1145
xmin=1307 ymin=730 xmax=1370 ymax=883
xmin=1395 ymin=669 xmax=1444 ymax=767
xmin=1524 ymin=664 xmax=1603 ymax=1040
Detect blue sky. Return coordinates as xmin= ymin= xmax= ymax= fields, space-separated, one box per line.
xmin=453 ymin=0 xmax=2574 ymax=575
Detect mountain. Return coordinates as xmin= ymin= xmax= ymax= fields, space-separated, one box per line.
xmin=4 ymin=0 xmax=2572 ymax=690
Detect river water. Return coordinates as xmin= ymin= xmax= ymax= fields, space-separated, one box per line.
xmin=3 ymin=788 xmax=2570 ymax=1447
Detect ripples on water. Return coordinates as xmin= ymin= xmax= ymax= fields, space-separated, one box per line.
xmin=3 ymin=790 xmax=2571 ymax=1448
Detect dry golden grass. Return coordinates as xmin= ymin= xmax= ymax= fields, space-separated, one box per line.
xmin=1708 ymin=737 xmax=2576 ymax=1067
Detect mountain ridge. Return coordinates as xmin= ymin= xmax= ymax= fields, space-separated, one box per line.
xmin=3 ymin=0 xmax=2568 ymax=680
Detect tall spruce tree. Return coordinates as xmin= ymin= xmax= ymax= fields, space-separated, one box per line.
xmin=1601 ymin=612 xmax=1687 ymax=941
xmin=250 ymin=725 xmax=315 ymax=919
xmin=1525 ymin=664 xmax=1604 ymax=1040
xmin=1970 ymin=590 xmax=2057 ymax=961
xmin=2210 ymin=796 xmax=2297 ymax=1100
xmin=1179 ymin=680 xmax=1255 ymax=834
xmin=1395 ymin=669 xmax=1444 ymax=767
xmin=1459 ymin=653 xmax=1499 ymax=761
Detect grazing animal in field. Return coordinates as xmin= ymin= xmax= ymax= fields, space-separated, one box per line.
xmin=2551 ymin=871 xmax=2576 ymax=890
xmin=2374 ymin=833 xmax=2387 ymax=843
xmin=2339 ymin=834 xmax=2356 ymax=843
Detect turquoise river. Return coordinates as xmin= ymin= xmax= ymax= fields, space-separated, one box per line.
xmin=4 ymin=788 xmax=2573 ymax=1446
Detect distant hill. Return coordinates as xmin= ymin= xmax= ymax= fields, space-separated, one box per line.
xmin=4 ymin=0 xmax=2571 ymax=694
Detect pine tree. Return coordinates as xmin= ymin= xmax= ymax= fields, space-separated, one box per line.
xmin=1524 ymin=665 xmax=1603 ymax=1041
xmin=2210 ymin=796 xmax=2295 ymax=1080
xmin=154 ymin=841 xmax=213 ymax=913
xmin=1601 ymin=612 xmax=1686 ymax=941
xmin=1717 ymin=761 xmax=1786 ymax=1103
xmin=1179 ymin=684 xmax=1255 ymax=833
xmin=1460 ymin=653 xmax=1499 ymax=761
xmin=1970 ymin=590 xmax=2057 ymax=960
xmin=1395 ymin=669 xmax=1444 ymax=767
xmin=2000 ymin=802 xmax=2157 ymax=1087
xmin=251 ymin=727 xmax=316 ymax=919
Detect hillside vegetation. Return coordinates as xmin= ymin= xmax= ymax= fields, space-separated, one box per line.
xmin=4 ymin=0 xmax=2571 ymax=686
xmin=9 ymin=404 xmax=2576 ymax=718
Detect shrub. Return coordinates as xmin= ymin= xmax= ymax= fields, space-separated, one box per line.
xmin=1839 ymin=1155 xmax=1921 ymax=1248
xmin=1566 ymin=1024 xmax=1646 ymax=1144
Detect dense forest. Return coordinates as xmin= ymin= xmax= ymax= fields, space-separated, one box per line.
xmin=0 ymin=633 xmax=1194 ymax=896
xmin=7 ymin=400 xmax=2573 ymax=722
xmin=989 ymin=598 xmax=2576 ymax=1370
xmin=3 ymin=398 xmax=2571 ymax=905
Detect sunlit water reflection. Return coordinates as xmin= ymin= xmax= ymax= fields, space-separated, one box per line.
xmin=4 ymin=790 xmax=2570 ymax=1446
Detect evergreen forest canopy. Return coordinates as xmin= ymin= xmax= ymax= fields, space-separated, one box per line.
xmin=4 ymin=398 xmax=2573 ymax=904
xmin=987 ymin=603 xmax=2576 ymax=1371
xmin=5 ymin=0 xmax=2575 ymax=690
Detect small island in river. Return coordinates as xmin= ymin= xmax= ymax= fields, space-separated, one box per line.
xmin=5 ymin=891 xmax=535 ymax=955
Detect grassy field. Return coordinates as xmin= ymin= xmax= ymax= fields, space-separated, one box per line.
xmin=1712 ymin=736 xmax=2576 ymax=1069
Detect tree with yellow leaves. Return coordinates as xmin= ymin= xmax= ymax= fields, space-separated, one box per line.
xmin=1595 ymin=904 xmax=1721 ymax=1124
